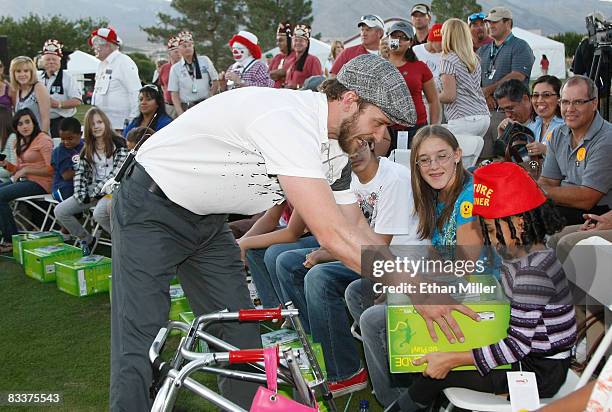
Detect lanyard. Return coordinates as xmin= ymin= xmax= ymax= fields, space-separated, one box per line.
xmin=488 ymin=33 xmax=513 ymax=73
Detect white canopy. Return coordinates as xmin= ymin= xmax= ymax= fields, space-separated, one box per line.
xmin=66 ymin=50 xmax=100 ymax=75
xmin=511 ymin=27 xmax=566 ymax=80
xmin=263 ymin=38 xmax=331 ymax=70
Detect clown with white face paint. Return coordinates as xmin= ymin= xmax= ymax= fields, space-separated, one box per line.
xmin=222 ymin=30 xmax=273 ymax=90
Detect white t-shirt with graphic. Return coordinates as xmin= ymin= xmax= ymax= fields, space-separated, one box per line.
xmin=136 ymin=87 xmax=352 ymax=215
xmin=413 ymin=44 xmax=442 ymax=91
xmin=350 ymin=157 xmax=425 ymax=245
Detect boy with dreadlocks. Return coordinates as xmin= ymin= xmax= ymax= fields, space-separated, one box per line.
xmin=385 ymin=162 xmax=577 ymax=412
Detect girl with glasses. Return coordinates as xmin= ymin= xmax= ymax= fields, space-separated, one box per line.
xmin=528 ymin=75 xmax=564 ymax=156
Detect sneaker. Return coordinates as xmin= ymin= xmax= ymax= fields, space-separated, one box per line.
xmin=328 ymin=367 xmax=368 ymax=397
xmin=80 ymin=237 xmax=96 ymax=256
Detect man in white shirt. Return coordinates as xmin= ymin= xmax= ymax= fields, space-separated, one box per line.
xmin=109 ymin=54 xmax=472 ymax=411
xmin=168 ymin=31 xmax=220 ymax=116
xmin=90 ymin=27 xmax=141 ymax=131
xmin=38 ymin=39 xmax=82 ymax=138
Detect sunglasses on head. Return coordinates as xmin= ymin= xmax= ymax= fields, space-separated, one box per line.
xmin=468 ymin=12 xmax=487 ymax=23
xmin=142 ymin=84 xmax=159 ymax=92
xmin=360 ymin=15 xmax=383 ymax=26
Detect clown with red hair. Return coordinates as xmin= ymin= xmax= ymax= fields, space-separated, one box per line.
xmin=222 ymin=30 xmax=273 ymax=90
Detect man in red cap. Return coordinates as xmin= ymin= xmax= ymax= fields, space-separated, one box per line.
xmin=413 ymin=23 xmax=443 ymax=90
xmin=38 ymin=39 xmax=82 ymax=138
xmin=157 ymin=36 xmax=181 ymax=118
xmin=90 ymin=27 xmax=141 ymax=132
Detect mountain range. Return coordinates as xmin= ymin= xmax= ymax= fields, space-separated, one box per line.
xmin=1 ymin=0 xmax=611 ymax=51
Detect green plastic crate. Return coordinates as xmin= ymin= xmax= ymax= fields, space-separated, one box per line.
xmin=55 ymin=255 xmax=111 ymax=297
xmin=169 ymin=284 xmax=191 ymax=321
xmin=12 ymin=232 xmax=64 ymax=265
xmin=23 ymin=244 xmax=83 ymax=283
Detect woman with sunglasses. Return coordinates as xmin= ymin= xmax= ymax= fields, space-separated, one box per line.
xmin=123 ymin=85 xmax=172 ymax=138
xmin=527 ymin=75 xmax=564 ymax=157
xmin=438 ymin=18 xmax=490 ymax=138
xmin=381 ymin=21 xmax=440 ymax=153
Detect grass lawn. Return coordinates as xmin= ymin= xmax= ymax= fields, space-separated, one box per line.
xmin=1 ymin=254 xmax=381 ymax=411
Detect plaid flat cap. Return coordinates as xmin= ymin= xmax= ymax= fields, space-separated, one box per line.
xmin=336 ymin=54 xmax=416 ymax=127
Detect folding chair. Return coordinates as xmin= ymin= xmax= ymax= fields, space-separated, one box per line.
xmin=455 ymin=135 xmax=484 ymax=168
xmin=11 ymin=194 xmax=60 ymax=233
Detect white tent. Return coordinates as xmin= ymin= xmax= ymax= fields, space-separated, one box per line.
xmin=512 ymin=27 xmax=566 ymax=80
xmin=66 ymin=50 xmax=100 ymax=75
xmin=263 ymin=38 xmax=331 ymax=70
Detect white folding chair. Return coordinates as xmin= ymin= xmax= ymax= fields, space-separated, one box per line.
xmin=455 ymin=135 xmax=484 ymax=168
xmin=388 ymin=131 xmax=411 ymax=169
xmin=11 ymin=194 xmax=60 ymax=233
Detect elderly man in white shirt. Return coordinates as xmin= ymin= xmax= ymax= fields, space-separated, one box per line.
xmin=90 ymin=27 xmax=141 ymax=131
xmin=38 ymin=39 xmax=83 ymax=138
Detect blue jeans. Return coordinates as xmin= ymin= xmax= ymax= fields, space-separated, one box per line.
xmin=0 ymin=180 xmax=47 ymax=241
xmin=246 ymin=236 xmax=318 ymax=308
xmin=277 ymin=248 xmax=362 ymax=381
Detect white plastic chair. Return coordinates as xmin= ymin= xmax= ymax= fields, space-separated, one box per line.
xmin=455 ymin=134 xmax=484 ymax=168
xmin=52 ymin=137 xmax=61 ymax=149
xmin=388 ymin=131 xmax=411 ymax=169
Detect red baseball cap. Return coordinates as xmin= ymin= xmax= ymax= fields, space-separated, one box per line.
xmin=427 ymin=23 xmax=443 ymax=42
xmin=472 ymin=162 xmax=547 ymax=219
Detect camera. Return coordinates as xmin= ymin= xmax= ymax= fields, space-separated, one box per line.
xmin=586 ymin=14 xmax=612 ymax=46
xmin=388 ymin=38 xmax=400 ymax=50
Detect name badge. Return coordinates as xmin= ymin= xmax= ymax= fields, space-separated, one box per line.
xmin=488 ymin=69 xmax=496 ymax=80
xmin=507 ymin=371 xmax=540 ymax=412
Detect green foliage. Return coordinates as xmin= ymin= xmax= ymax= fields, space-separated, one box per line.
xmin=128 ymin=52 xmax=156 ymax=84
xmin=431 ymin=0 xmax=482 ymax=23
xmin=142 ymin=0 xmax=313 ymax=71
xmin=0 ymin=14 xmax=108 ymax=64
xmin=548 ymin=32 xmax=585 ymax=58
xmin=246 ymin=0 xmax=314 ymax=51
xmin=142 ymin=0 xmax=246 ymax=72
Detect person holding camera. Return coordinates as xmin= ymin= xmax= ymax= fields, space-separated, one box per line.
xmin=0 ymin=108 xmax=53 ymax=252
xmin=381 ymin=20 xmax=440 ymax=150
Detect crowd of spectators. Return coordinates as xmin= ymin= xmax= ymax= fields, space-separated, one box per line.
xmin=0 ymin=4 xmax=611 ymax=411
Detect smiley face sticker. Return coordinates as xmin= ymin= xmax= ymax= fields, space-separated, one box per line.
xmin=576 ymin=147 xmax=586 ymax=162
xmin=460 ymin=201 xmax=473 ymax=219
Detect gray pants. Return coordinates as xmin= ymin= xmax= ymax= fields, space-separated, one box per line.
xmin=53 ymin=195 xmax=111 ymax=243
xmin=110 ymin=165 xmax=261 ymax=412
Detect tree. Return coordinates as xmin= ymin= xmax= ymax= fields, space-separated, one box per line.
xmin=431 ymin=0 xmax=482 ymax=23
xmin=549 ymin=32 xmax=585 ymax=58
xmin=246 ymin=0 xmax=314 ymax=52
xmin=0 ymin=14 xmax=108 ymax=64
xmin=142 ymin=0 xmax=246 ymax=72
xmin=128 ymin=52 xmax=156 ymax=84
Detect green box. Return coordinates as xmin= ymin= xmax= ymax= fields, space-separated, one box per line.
xmin=23 ymin=244 xmax=82 ymax=283
xmin=169 ymin=284 xmax=191 ymax=321
xmin=387 ymin=276 xmax=510 ymax=373
xmin=261 ymin=329 xmax=327 ymax=382
xmin=12 ymin=232 xmax=64 ymax=265
xmin=55 ymin=255 xmax=111 ymax=297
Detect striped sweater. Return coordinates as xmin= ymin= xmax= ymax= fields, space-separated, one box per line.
xmin=472 ymin=248 xmax=577 ymax=375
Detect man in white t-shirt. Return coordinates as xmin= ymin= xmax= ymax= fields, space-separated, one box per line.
xmin=109 ymin=54 xmax=423 ymax=411
xmin=275 ymin=138 xmax=425 ymax=395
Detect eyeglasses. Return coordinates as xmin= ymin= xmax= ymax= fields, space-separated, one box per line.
xmin=390 ymin=33 xmax=410 ymax=41
xmin=559 ymin=97 xmax=596 ymax=108
xmin=531 ymin=92 xmax=559 ymax=100
xmin=468 ymin=12 xmax=487 ymax=23
xmin=416 ymin=151 xmax=454 ymax=168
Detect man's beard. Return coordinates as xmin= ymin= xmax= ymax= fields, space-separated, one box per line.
xmin=337 ymin=110 xmax=361 ymax=153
